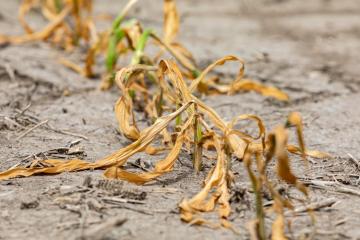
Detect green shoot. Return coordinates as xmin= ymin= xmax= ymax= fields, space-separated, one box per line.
xmin=131 ymin=29 xmax=152 ymax=65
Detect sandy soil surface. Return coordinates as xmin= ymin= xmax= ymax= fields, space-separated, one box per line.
xmin=1 ymin=0 xmax=360 ymax=239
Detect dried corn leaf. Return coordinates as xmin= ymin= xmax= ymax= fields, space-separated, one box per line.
xmin=59 ymin=58 xmax=87 ymax=76
xmin=287 ymin=145 xmax=332 ymax=159
xmin=163 ymin=0 xmax=179 ymax=43
xmin=0 ymin=5 xmax=71 ymax=44
xmin=104 ymin=114 xmax=193 ymax=184
xmin=0 ymin=101 xmax=195 ymax=181
xmin=170 ymin=42 xmax=196 ymax=66
xmin=228 ymin=114 xmax=266 ymax=141
xmin=271 ymin=214 xmax=287 ymax=240
xmin=151 ymin=33 xmax=197 ymax=73
xmin=114 ymin=65 xmax=158 ymax=140
xmin=189 ymin=55 xmax=244 ymax=93
xmin=225 ymin=114 xmax=266 ymax=160
xmin=96 ymin=101 xmax=195 ymax=168
xmin=271 ymin=126 xmax=307 ymax=195
xmin=18 ymin=0 xmax=38 ymax=34
xmin=286 ymin=112 xmax=305 ymax=160
xmin=0 ymin=159 xmax=93 ymax=181
xmin=188 ymin=55 xmax=288 ymax=100
xmin=229 ymin=79 xmax=289 ymax=101
xmin=179 ymin=135 xmax=232 ymax=228
xmin=115 ymin=90 xmax=140 ymax=140
xmin=246 ymin=220 xmax=260 ymax=240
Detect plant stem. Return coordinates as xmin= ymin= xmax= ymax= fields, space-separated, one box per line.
xmin=104 ymin=1 xmax=138 ymax=87
xmin=175 ymin=101 xmax=182 ymax=126
xmin=247 ymin=168 xmax=266 ymax=240
xmin=193 ymin=105 xmax=202 ymax=172
xmin=192 ymin=69 xmax=201 ymax=78
xmin=155 ymin=89 xmax=163 ymax=117
xmin=128 ymin=89 xmax=136 ymax=99
xmin=255 ymin=183 xmax=266 ymax=240
xmin=101 ymin=27 xmax=125 ymax=90
xmin=131 ymin=29 xmax=152 ymax=65
xmin=106 ymin=28 xmax=125 ymax=73
xmin=112 ymin=0 xmax=138 ymax=32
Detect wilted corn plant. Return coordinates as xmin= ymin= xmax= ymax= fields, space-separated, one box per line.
xmin=0 ymin=0 xmax=330 ymax=238
xmin=1 ymin=0 xmax=94 ymax=49
xmin=0 ymin=0 xmax=101 ymax=77
xmin=0 ymin=56 xmax=329 ymax=238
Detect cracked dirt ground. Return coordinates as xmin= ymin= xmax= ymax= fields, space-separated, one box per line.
xmin=1 ymin=0 xmax=360 ymax=239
